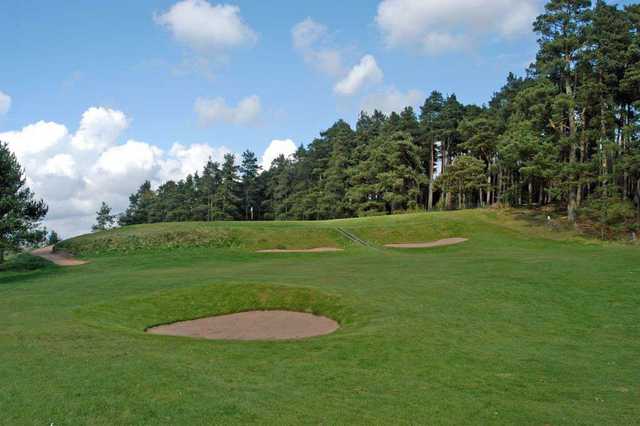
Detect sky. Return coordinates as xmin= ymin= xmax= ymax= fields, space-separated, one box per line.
xmin=0 ymin=0 xmax=634 ymax=237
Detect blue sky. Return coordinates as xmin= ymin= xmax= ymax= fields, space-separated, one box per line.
xmin=0 ymin=0 xmax=634 ymax=236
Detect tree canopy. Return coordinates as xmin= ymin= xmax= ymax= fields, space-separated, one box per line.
xmin=0 ymin=142 xmax=48 ymax=261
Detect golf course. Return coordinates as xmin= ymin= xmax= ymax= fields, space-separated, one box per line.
xmin=2 ymin=209 xmax=638 ymax=424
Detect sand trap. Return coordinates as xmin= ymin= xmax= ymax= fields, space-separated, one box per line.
xmin=31 ymin=246 xmax=88 ymax=266
xmin=384 ymin=238 xmax=468 ymax=249
xmin=256 ymin=247 xmax=343 ymax=253
xmin=147 ymin=310 xmax=339 ymax=340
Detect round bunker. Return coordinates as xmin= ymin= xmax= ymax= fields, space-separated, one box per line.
xmin=146 ymin=310 xmax=339 ymax=341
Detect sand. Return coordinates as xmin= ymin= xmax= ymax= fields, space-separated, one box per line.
xmin=146 ymin=310 xmax=339 ymax=340
xmin=384 ymin=238 xmax=468 ymax=249
xmin=256 ymin=247 xmax=344 ymax=253
xmin=31 ymin=246 xmax=88 ymax=266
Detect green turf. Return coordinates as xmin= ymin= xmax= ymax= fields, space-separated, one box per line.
xmin=1 ymin=210 xmax=639 ymax=424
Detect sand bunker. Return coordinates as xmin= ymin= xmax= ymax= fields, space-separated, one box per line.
xmin=146 ymin=310 xmax=339 ymax=340
xmin=384 ymin=238 xmax=468 ymax=249
xmin=31 ymin=246 xmax=88 ymax=266
xmin=256 ymin=247 xmax=343 ymax=253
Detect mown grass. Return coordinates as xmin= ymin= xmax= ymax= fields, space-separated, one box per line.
xmin=1 ymin=209 xmax=639 ymax=424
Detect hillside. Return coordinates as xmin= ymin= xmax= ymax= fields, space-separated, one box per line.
xmin=56 ymin=209 xmax=581 ymax=256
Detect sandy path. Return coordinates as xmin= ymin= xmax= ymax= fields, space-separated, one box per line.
xmin=146 ymin=310 xmax=339 ymax=340
xmin=256 ymin=247 xmax=344 ymax=253
xmin=384 ymin=238 xmax=468 ymax=249
xmin=31 ymin=246 xmax=88 ymax=266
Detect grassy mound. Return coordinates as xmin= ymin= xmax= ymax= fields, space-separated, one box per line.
xmin=336 ymin=210 xmax=474 ymax=245
xmin=57 ymin=210 xmax=495 ymax=257
xmin=76 ymin=283 xmax=357 ymax=336
xmin=57 ymin=221 xmax=349 ymax=256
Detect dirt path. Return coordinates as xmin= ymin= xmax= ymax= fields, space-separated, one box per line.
xmin=384 ymin=238 xmax=468 ymax=249
xmin=31 ymin=246 xmax=88 ymax=266
xmin=146 ymin=310 xmax=339 ymax=340
xmin=256 ymin=247 xmax=344 ymax=253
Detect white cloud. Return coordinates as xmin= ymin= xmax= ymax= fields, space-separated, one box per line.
xmin=159 ymin=143 xmax=231 ymax=181
xmin=71 ymin=107 xmax=129 ymax=151
xmin=0 ymin=91 xmax=11 ymax=115
xmin=0 ymin=107 xmax=236 ymax=237
xmin=361 ymin=87 xmax=425 ymax=114
xmin=43 ymin=154 xmax=76 ymax=178
xmin=0 ymin=121 xmax=69 ymax=159
xmin=93 ymin=140 xmax=162 ymax=176
xmin=155 ymin=0 xmax=257 ymax=53
xmin=375 ymin=0 xmax=541 ymax=54
xmin=194 ymin=95 xmax=262 ymax=126
xmin=334 ymin=55 xmax=383 ymax=96
xmin=261 ymin=139 xmax=297 ymax=170
xmin=292 ymin=18 xmax=344 ymax=77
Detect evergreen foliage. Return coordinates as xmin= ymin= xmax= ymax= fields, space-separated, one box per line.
xmin=0 ymin=142 xmax=48 ymax=262
xmin=92 ymin=202 xmax=116 ymax=232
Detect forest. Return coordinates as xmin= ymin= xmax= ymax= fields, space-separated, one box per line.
xmin=118 ymin=1 xmax=640 ymax=232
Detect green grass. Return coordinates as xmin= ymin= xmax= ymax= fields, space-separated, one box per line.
xmin=1 ymin=210 xmax=639 ymax=424
xmin=0 ymin=253 xmax=54 ymax=272
xmin=58 ymin=221 xmax=351 ymax=255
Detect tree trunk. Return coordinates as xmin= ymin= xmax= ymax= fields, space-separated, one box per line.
xmin=539 ymin=184 xmax=544 ymax=205
xmin=497 ymin=167 xmax=503 ymax=204
xmin=566 ymin=58 xmax=577 ymax=223
xmin=428 ymin=141 xmax=434 ymax=211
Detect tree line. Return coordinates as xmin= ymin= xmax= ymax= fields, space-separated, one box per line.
xmin=114 ymin=1 xmax=639 ymax=229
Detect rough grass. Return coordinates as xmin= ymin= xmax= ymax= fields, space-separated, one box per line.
xmin=57 ymin=222 xmax=350 ymax=255
xmin=0 ymin=253 xmax=54 ymax=272
xmin=1 ymin=209 xmax=639 ymax=424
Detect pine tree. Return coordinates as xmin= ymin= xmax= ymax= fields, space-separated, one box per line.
xmin=119 ymin=181 xmax=155 ymax=225
xmin=420 ymin=91 xmax=444 ymax=210
xmin=212 ymin=154 xmax=241 ymax=220
xmin=240 ymin=150 xmax=260 ymax=220
xmin=47 ymin=230 xmax=61 ymax=246
xmin=0 ymin=142 xmax=48 ymax=262
xmin=92 ymin=202 xmax=116 ymax=232
xmin=534 ymin=0 xmax=592 ymax=222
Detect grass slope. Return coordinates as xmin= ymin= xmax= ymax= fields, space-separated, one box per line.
xmin=1 ymin=210 xmax=639 ymax=424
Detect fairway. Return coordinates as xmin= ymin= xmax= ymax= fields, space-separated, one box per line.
xmin=1 ymin=210 xmax=639 ymax=424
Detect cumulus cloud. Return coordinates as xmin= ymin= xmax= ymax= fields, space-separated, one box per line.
xmin=1 ymin=121 xmax=69 ymax=158
xmin=71 ymin=107 xmax=129 ymax=151
xmin=0 ymin=107 xmax=233 ymax=237
xmin=261 ymin=139 xmax=297 ymax=170
xmin=159 ymin=143 xmax=232 ymax=181
xmin=0 ymin=91 xmax=11 ymax=115
xmin=43 ymin=154 xmax=77 ymax=178
xmin=334 ymin=55 xmax=383 ymax=96
xmin=155 ymin=0 xmax=257 ymax=53
xmin=375 ymin=0 xmax=541 ymax=54
xmin=361 ymin=87 xmax=425 ymax=114
xmin=292 ymin=18 xmax=344 ymax=77
xmin=194 ymin=95 xmax=262 ymax=126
